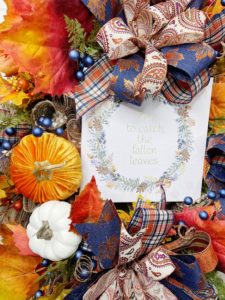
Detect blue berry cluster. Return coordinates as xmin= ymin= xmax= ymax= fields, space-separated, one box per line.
xmin=207 ymin=189 xmax=225 ymax=200
xmin=32 ymin=116 xmax=64 ymax=138
xmin=69 ymin=49 xmax=95 ymax=82
xmin=32 ymin=116 xmax=64 ymax=137
xmin=1 ymin=127 xmax=17 ymax=152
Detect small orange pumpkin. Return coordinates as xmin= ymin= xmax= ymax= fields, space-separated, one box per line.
xmin=10 ymin=133 xmax=82 ymax=203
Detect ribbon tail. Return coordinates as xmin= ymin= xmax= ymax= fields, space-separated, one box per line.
xmin=158 ymin=185 xmax=167 ymax=210
xmin=83 ymin=269 xmax=118 ymax=300
xmin=135 ymin=44 xmax=167 ymax=97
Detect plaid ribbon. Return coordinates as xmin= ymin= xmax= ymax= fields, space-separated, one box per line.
xmin=71 ymin=4 xmax=225 ymax=119
xmin=70 ymin=55 xmax=113 ymax=119
xmin=73 ymin=55 xmax=211 ymax=118
xmin=162 ymin=69 xmax=210 ymax=104
xmin=205 ymin=9 xmax=225 ymax=48
xmin=128 ymin=198 xmax=174 ymax=254
xmin=0 ymin=124 xmax=31 ymax=145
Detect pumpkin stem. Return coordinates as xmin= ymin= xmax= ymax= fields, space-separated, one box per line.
xmin=36 ymin=220 xmax=53 ymax=240
xmin=33 ymin=160 xmax=66 ymax=181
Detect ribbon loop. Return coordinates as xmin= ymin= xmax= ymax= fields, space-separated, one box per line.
xmin=152 ymin=9 xmax=206 ymax=48
xmin=97 ymin=0 xmax=208 ymax=97
xmin=97 ymin=17 xmax=139 ymax=60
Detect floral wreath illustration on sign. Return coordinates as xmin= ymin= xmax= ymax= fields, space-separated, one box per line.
xmin=87 ymin=96 xmax=194 ymax=193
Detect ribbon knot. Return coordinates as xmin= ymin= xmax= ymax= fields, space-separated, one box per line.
xmin=97 ymin=0 xmax=206 ymax=96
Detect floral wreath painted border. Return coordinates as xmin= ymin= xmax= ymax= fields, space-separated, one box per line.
xmin=87 ymin=96 xmax=194 ymax=193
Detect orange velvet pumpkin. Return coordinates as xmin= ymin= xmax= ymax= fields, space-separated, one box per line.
xmin=10 ymin=133 xmax=82 ymax=203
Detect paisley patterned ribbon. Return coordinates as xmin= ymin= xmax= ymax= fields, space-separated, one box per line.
xmin=83 ymin=241 xmax=177 ymax=300
xmin=96 ymin=0 xmax=209 ymax=98
xmin=69 ymin=198 xmax=175 ymax=299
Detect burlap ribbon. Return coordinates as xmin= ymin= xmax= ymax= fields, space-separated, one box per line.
xmin=96 ymin=0 xmax=207 ymax=97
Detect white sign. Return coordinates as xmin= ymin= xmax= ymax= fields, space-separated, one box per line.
xmin=81 ymin=81 xmax=213 ymax=202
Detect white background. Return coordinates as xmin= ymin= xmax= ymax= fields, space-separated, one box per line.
xmin=82 ymin=80 xmax=213 ymax=202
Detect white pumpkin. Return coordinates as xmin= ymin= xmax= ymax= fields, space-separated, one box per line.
xmin=27 ymin=200 xmax=81 ymax=261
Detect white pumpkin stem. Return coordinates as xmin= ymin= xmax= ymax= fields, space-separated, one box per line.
xmin=33 ymin=160 xmax=66 ymax=181
xmin=36 ymin=220 xmax=53 ymax=240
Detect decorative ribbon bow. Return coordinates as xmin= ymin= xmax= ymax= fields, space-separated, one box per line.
xmin=72 ymin=1 xmax=225 ymax=118
xmin=97 ymin=0 xmax=207 ymax=97
xmin=67 ymin=198 xmax=175 ymax=299
xmin=83 ymin=230 xmax=176 ymax=299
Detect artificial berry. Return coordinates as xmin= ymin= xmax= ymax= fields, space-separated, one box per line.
xmin=83 ymin=55 xmax=94 ymax=67
xmin=79 ymin=61 xmax=85 ymax=69
xmin=75 ymin=70 xmax=85 ymax=81
xmin=69 ymin=49 xmax=80 ymax=61
xmin=41 ymin=259 xmax=50 ymax=267
xmin=74 ymin=249 xmax=83 ymax=260
xmin=219 ymin=189 xmax=225 ymax=198
xmin=37 ymin=116 xmax=45 ymax=126
xmin=12 ymin=199 xmax=23 ymax=211
xmin=79 ymin=267 xmax=90 ymax=280
xmin=32 ymin=127 xmax=44 ymax=137
xmin=183 ymin=196 xmax=193 ymax=205
xmin=55 ymin=127 xmax=64 ymax=136
xmin=34 ymin=290 xmax=44 ymax=299
xmin=41 ymin=117 xmax=52 ymax=128
xmin=199 ymin=211 xmax=209 ymax=220
xmin=207 ymin=190 xmax=216 ymax=200
xmin=18 ymin=78 xmax=29 ymax=91
xmin=2 ymin=141 xmax=11 ymax=150
xmin=5 ymin=127 xmax=16 ymax=136
xmin=178 ymin=220 xmax=186 ymax=226
xmin=215 ymin=50 xmax=221 ymax=57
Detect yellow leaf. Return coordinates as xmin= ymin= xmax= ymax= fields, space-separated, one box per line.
xmin=0 ymin=189 xmax=6 ymax=198
xmin=2 ymin=90 xmax=28 ymax=106
xmin=117 ymin=210 xmax=131 ymax=227
xmin=0 ymin=175 xmax=11 ymax=198
xmin=40 ymin=284 xmax=71 ymax=300
xmin=0 ymin=175 xmax=10 ymax=190
xmin=0 ymin=225 xmax=41 ymax=300
xmin=0 ymin=75 xmax=28 ymax=106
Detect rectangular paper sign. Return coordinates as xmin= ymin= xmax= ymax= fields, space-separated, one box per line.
xmin=81 ymin=81 xmax=213 ymax=202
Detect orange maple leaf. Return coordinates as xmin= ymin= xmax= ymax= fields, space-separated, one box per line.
xmin=70 ymin=176 xmax=104 ymax=224
xmin=0 ymin=0 xmax=93 ymax=95
xmin=7 ymin=224 xmax=38 ymax=256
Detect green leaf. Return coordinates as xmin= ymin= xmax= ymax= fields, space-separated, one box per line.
xmin=64 ymin=16 xmax=102 ymax=58
xmin=64 ymin=15 xmax=86 ymax=52
xmin=0 ymin=104 xmax=32 ymax=130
